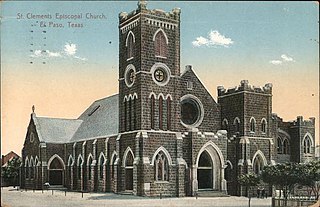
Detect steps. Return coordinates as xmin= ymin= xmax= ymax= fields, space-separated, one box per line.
xmin=196 ymin=190 xmax=229 ymax=197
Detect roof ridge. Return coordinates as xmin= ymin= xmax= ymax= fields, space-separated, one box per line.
xmin=94 ymin=93 xmax=119 ymax=103
xmin=36 ymin=117 xmax=82 ymax=121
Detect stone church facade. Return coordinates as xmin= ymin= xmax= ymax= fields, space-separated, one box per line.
xmin=21 ymin=1 xmax=316 ymax=197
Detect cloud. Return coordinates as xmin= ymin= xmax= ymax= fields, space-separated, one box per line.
xmin=269 ymin=54 xmax=295 ymax=65
xmin=192 ymin=30 xmax=234 ymax=48
xmin=30 ymin=43 xmax=86 ymax=61
xmin=281 ymin=54 xmax=294 ymax=62
xmin=64 ymin=43 xmax=77 ymax=56
xmin=270 ymin=60 xmax=282 ymax=65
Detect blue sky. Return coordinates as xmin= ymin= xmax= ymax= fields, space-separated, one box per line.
xmin=1 ymin=1 xmax=319 ymax=155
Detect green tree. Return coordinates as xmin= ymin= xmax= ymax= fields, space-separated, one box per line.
xmin=261 ymin=162 xmax=303 ymax=199
xmin=238 ymin=173 xmax=260 ymax=207
xmin=1 ymin=157 xmax=21 ymax=186
xmin=298 ymin=160 xmax=320 ymax=200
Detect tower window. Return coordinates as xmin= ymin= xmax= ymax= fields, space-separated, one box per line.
xmin=250 ymin=117 xmax=256 ymax=133
xmin=222 ymin=119 xmax=228 ymax=130
xmin=129 ymin=99 xmax=132 ymax=131
xmin=261 ymin=119 xmax=267 ymax=134
xmin=234 ymin=117 xmax=240 ymax=133
xmin=167 ymin=97 xmax=171 ymax=130
xmin=159 ymin=96 xmax=163 ymax=130
xmin=124 ymin=101 xmax=127 ymax=131
xmin=126 ymin=31 xmax=135 ymax=60
xmin=151 ymin=95 xmax=155 ymax=129
xmin=154 ymin=30 xmax=167 ymax=57
xmin=303 ymin=136 xmax=312 ymax=154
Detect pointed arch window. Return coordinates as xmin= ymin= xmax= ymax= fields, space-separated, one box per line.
xmin=253 ymin=156 xmax=263 ymax=174
xmin=124 ymin=101 xmax=127 ymax=131
xmin=88 ymin=156 xmax=93 ymax=180
xmin=126 ymin=32 xmax=134 ymax=59
xmin=155 ymin=151 xmax=169 ymax=181
xmin=234 ymin=118 xmax=240 ymax=132
xmin=261 ymin=119 xmax=267 ymax=134
xmin=222 ymin=119 xmax=228 ymax=130
xmin=166 ymin=97 xmax=171 ymax=130
xmin=277 ymin=137 xmax=283 ymax=154
xmin=151 ymin=95 xmax=155 ymax=129
xmin=159 ymin=96 xmax=163 ymax=130
xmin=99 ymin=155 xmax=105 ymax=179
xmin=129 ymin=99 xmax=132 ymax=131
xmin=304 ymin=136 xmax=312 ymax=154
xmin=133 ymin=98 xmax=137 ymax=130
xmin=250 ymin=117 xmax=256 ymax=133
xmin=154 ymin=30 xmax=167 ymax=57
xmin=283 ymin=139 xmax=290 ymax=154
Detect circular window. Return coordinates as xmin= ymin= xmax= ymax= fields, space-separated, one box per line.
xmin=151 ymin=63 xmax=170 ymax=86
xmin=124 ymin=64 xmax=136 ymax=87
xmin=180 ymin=95 xmax=204 ymax=128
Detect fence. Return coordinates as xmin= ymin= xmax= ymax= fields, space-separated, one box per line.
xmin=272 ymin=198 xmax=317 ymax=207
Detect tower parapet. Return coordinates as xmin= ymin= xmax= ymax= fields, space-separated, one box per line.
xmin=119 ymin=1 xmax=181 ymax=27
xmin=217 ymin=80 xmax=272 ymax=97
xmin=291 ymin=116 xmax=315 ymax=127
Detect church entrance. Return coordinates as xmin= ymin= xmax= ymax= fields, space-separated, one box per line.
xmin=125 ymin=151 xmax=134 ymax=191
xmin=197 ymin=151 xmax=213 ymax=189
xmin=48 ymin=156 xmax=64 ymax=186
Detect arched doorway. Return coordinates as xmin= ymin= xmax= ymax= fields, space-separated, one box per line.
xmin=48 ymin=156 xmax=65 ymax=185
xmin=197 ymin=151 xmax=213 ymax=189
xmin=125 ymin=151 xmax=134 ymax=191
xmin=196 ymin=141 xmax=225 ymax=192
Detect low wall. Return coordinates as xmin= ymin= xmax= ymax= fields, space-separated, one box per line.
xmin=272 ymin=198 xmax=317 ymax=207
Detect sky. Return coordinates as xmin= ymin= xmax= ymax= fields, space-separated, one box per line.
xmin=1 ymin=1 xmax=319 ymax=156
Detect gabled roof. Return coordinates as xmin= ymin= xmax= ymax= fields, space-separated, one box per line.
xmin=31 ymin=94 xmax=119 ymax=143
xmin=33 ymin=116 xmax=83 ymax=143
xmin=70 ymin=94 xmax=119 ymax=142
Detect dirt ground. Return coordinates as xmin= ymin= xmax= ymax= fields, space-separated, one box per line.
xmin=1 ymin=187 xmax=272 ymax=207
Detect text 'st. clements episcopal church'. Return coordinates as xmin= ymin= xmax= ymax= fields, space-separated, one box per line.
xmin=21 ymin=1 xmax=316 ymax=197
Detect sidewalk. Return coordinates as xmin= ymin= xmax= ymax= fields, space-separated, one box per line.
xmin=1 ymin=187 xmax=272 ymax=207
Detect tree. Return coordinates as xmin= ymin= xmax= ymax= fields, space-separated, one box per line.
xmin=1 ymin=157 xmax=21 ymax=186
xmin=298 ymin=160 xmax=320 ymax=200
xmin=261 ymin=162 xmax=302 ymax=199
xmin=238 ymin=173 xmax=260 ymax=207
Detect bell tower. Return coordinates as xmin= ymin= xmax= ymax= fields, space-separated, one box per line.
xmin=118 ymin=1 xmax=181 ymax=133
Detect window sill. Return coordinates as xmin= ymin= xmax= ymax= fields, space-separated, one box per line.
xmin=154 ymin=181 xmax=169 ymax=184
xmin=127 ymin=57 xmax=134 ymax=61
xmin=155 ymin=55 xmax=167 ymax=59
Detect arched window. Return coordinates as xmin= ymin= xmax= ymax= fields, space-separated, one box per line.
xmin=166 ymin=97 xmax=171 ymax=130
xmin=77 ymin=156 xmax=83 ymax=180
xmin=159 ymin=96 xmax=163 ymax=130
xmin=25 ymin=158 xmax=29 ymax=179
xmin=250 ymin=117 xmax=256 ymax=132
xmin=155 ymin=151 xmax=169 ymax=181
xmin=99 ymin=155 xmax=105 ymax=179
xmin=133 ymin=98 xmax=136 ymax=130
xmin=124 ymin=150 xmax=134 ymax=190
xmin=222 ymin=119 xmax=228 ymax=130
xmin=253 ymin=156 xmax=263 ymax=174
xmin=261 ymin=119 xmax=267 ymax=133
xmin=151 ymin=95 xmax=155 ymax=129
xmin=126 ymin=32 xmax=134 ymax=59
xmin=30 ymin=158 xmax=34 ymax=179
xmin=277 ymin=137 xmax=283 ymax=154
xmin=234 ymin=118 xmax=240 ymax=132
xmin=304 ymin=136 xmax=312 ymax=154
xmin=129 ymin=99 xmax=132 ymax=131
xmin=154 ymin=30 xmax=167 ymax=57
xmin=87 ymin=156 xmax=93 ymax=180
xmin=283 ymin=139 xmax=290 ymax=154
xmin=124 ymin=101 xmax=127 ymax=131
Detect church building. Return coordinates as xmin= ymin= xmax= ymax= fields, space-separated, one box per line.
xmin=21 ymin=1 xmax=316 ymax=197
